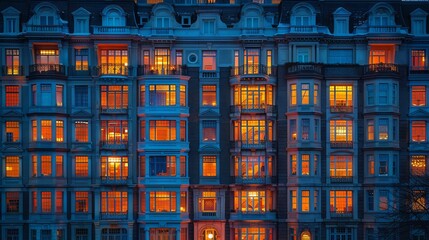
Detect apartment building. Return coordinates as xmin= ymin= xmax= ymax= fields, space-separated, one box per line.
xmin=0 ymin=0 xmax=428 ymax=239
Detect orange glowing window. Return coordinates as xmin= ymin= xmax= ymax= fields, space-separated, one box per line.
xmin=180 ymin=156 xmax=186 ymax=177
xmin=329 ymin=85 xmax=353 ymax=107
xmin=290 ymin=190 xmax=297 ymax=211
xmin=199 ymin=191 xmax=217 ymax=212
xmin=202 ymin=50 xmax=216 ymax=71
xmin=379 ymin=190 xmax=389 ymax=211
xmin=411 ymin=50 xmax=426 ymax=70
xmin=301 ymin=154 xmax=310 ymax=175
xmin=140 ymin=120 xmax=146 ymax=141
xmin=75 ymin=192 xmax=89 ymax=213
xmin=5 ymin=156 xmax=20 ymax=177
xmin=234 ymin=85 xmax=271 ymax=109
xmin=202 ymin=121 xmax=216 ymax=142
xmin=56 ymin=85 xmax=63 ymax=107
xmin=367 ymin=120 xmax=374 ymax=141
xmin=154 ymin=48 xmax=170 ymax=70
xmin=202 ymin=156 xmax=217 ymax=177
xmin=180 ymin=121 xmax=186 ymax=142
xmin=140 ymin=85 xmax=146 ymax=106
xmin=5 ymin=85 xmax=20 ymax=107
xmin=41 ymin=156 xmax=52 ymax=176
xmin=6 ymin=192 xmax=19 ymax=213
xmin=56 ymin=120 xmax=64 ymax=142
xmin=75 ymin=156 xmax=89 ymax=177
xmin=244 ymin=49 xmax=259 ymax=74
xmin=330 ymin=190 xmax=353 ymax=214
xmin=75 ymin=49 xmax=89 ymax=71
xmin=234 ymin=155 xmax=270 ymax=179
xmin=180 ymin=192 xmax=187 ymax=212
xmin=36 ymin=49 xmax=59 ymax=65
xmin=180 ymin=85 xmax=186 ymax=106
xmin=237 ymin=120 xmax=268 ymax=144
xmin=100 ymin=85 xmax=128 ymax=110
xmin=56 ymin=155 xmax=63 ymax=177
xmin=149 ymin=120 xmax=177 ymax=141
xmin=31 ymin=120 xmax=37 ymax=142
xmin=235 ymin=191 xmax=270 ymax=213
xmin=5 ymin=49 xmax=20 ymax=75
xmin=411 ymin=155 xmax=426 ymax=176
xmin=368 ymin=155 xmax=375 ymax=175
xmin=101 ymin=156 xmax=128 ymax=180
xmin=330 ymin=155 xmax=353 ymax=177
xmin=291 ymin=154 xmax=297 ymax=176
xmin=238 ymin=228 xmax=271 ymax=240
xmin=369 ymin=45 xmax=394 ymax=64
xmin=100 ymin=49 xmax=128 ymax=75
xmin=290 ymin=84 xmax=297 ymax=105
xmin=100 ymin=120 xmax=128 ymax=144
xmin=301 ymin=84 xmax=309 ymax=104
xmin=101 ymin=191 xmax=128 ymax=213
xmin=412 ymin=86 xmax=426 ymax=106
xmin=56 ymin=191 xmax=63 ymax=213
xmin=41 ymin=192 xmax=52 ymax=213
xmin=412 ymin=121 xmax=426 ymax=142
xmin=330 ymin=120 xmax=353 ymax=142
xmin=412 ymin=190 xmax=426 ymax=212
xmin=302 ymin=190 xmax=310 ymax=212
xmin=202 ymin=85 xmax=217 ymax=107
xmin=41 ymin=120 xmax=52 ymax=141
xmin=5 ymin=121 xmax=20 ymax=142
xmin=75 ymin=121 xmax=89 ymax=142
xmin=148 ymin=85 xmax=176 ymax=106
xmin=149 ymin=191 xmax=177 ymax=212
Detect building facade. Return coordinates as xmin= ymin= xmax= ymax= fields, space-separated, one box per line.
xmin=0 ymin=0 xmax=429 ymax=239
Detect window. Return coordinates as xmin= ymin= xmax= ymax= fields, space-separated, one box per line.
xmin=154 ymin=48 xmax=170 ymax=71
xmin=202 ymin=51 xmax=216 ymax=70
xmin=290 ymin=84 xmax=297 ymax=106
xmin=301 ymin=119 xmax=310 ymax=140
xmin=100 ymin=85 xmax=128 ymax=110
xmin=101 ymin=192 xmax=127 ymax=213
xmin=75 ymin=192 xmax=89 ymax=213
xmin=234 ymin=85 xmax=273 ymax=110
xmin=35 ymin=49 xmax=59 ymax=65
xmin=290 ymin=119 xmax=298 ymax=141
xmin=412 ymin=86 xmax=426 ymax=106
xmin=234 ymin=50 xmax=239 ymax=75
xmin=328 ymin=49 xmax=353 ymax=64
xmin=75 ymin=49 xmax=88 ymax=71
xmin=100 ymin=120 xmax=128 ymax=144
xmin=149 ymin=120 xmax=177 ymax=141
xmin=74 ymin=85 xmax=88 ymax=107
xmin=329 ymin=85 xmax=353 ymax=111
xmin=290 ymin=190 xmax=297 ymax=211
xmin=412 ymin=190 xmax=426 ymax=212
xmin=149 ymin=85 xmax=176 ymax=106
xmin=244 ymin=49 xmax=260 ymax=74
xmin=246 ymin=17 xmax=259 ymax=29
xmin=267 ymin=50 xmax=272 ymax=75
xmin=379 ymin=83 xmax=388 ymax=104
xmin=6 ymin=192 xmax=19 ymax=213
xmin=234 ymin=155 xmax=271 ymax=179
xmin=202 ymin=156 xmax=217 ymax=177
xmin=101 ymin=156 xmax=128 ymax=180
xmin=150 ymin=229 xmax=176 ymax=240
xmin=4 ymin=16 xmax=19 ymax=33
xmin=301 ymin=154 xmax=310 ymax=175
xmin=75 ymin=156 xmax=89 ymax=177
xmin=329 ymin=120 xmax=353 ymax=144
xmin=180 ymin=85 xmax=186 ymax=107
xmin=5 ymin=49 xmax=20 ymax=75
xmin=149 ymin=156 xmax=176 ymax=177
xmin=379 ymin=154 xmax=389 ymax=175
xmin=74 ymin=121 xmax=89 ymax=142
xmin=31 ymin=119 xmax=64 ymax=142
xmin=367 ymin=120 xmax=374 ymax=141
xmin=56 ymin=120 xmax=64 ymax=142
xmin=202 ymin=121 xmax=217 ymax=142
xmin=202 ymin=85 xmax=217 ymax=107
xmin=302 ymin=190 xmax=310 ymax=212
xmin=411 ymin=50 xmax=426 ymax=71
xmin=234 ymin=120 xmax=272 ymax=145
xmin=378 ymin=118 xmax=389 ymax=140
xmin=330 ymin=155 xmax=353 ymax=178
xmin=101 ymin=229 xmax=128 ymax=240
xmin=41 ymin=120 xmax=52 ymax=141
xmin=379 ymin=190 xmax=389 ymax=211
xmin=175 ymin=50 xmax=183 ymax=66
xmin=149 ymin=191 xmax=177 ymax=212
xmin=314 ymin=84 xmax=319 ymax=105
xmin=412 ymin=121 xmax=426 ymax=142
xmin=76 ymin=229 xmax=89 ymax=240
xmin=367 ymin=84 xmax=375 ymax=105
xmin=411 ymin=155 xmax=426 ymax=176
xmin=180 ymin=192 xmax=187 ymax=212
xmin=5 ymin=85 xmax=20 ymax=107
xmin=367 ymin=190 xmax=374 ymax=211
xmin=234 ymin=190 xmax=271 ymax=213
xmin=74 ymin=18 xmax=88 ymax=33
xmin=41 ymin=192 xmax=52 ymax=213
xmin=99 ymin=49 xmax=128 ymax=75
xmin=5 ymin=121 xmax=20 ymax=143
xmin=301 ymin=84 xmax=309 ymax=104
xmin=329 ymin=228 xmax=353 ymax=240
xmin=297 ymin=47 xmax=310 ymax=63
xmin=32 ymin=155 xmax=63 ymax=177
xmin=235 ymin=228 xmax=272 ymax=240
xmin=290 ymin=154 xmax=297 ymax=175
xmin=199 ymin=191 xmax=217 ymax=212
xmin=330 ymin=191 xmax=353 ymax=214
xmin=368 ymin=155 xmax=375 ymax=175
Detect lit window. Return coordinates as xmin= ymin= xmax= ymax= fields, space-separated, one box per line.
xmin=369 ymin=45 xmax=394 ymax=64
xmin=411 ymin=50 xmax=426 ymax=71
xmin=154 ymin=48 xmax=170 ymax=72
xmin=379 ymin=190 xmax=389 ymax=211
xmin=368 ymin=155 xmax=375 ymax=176
xmin=56 ymin=156 xmax=63 ymax=177
xmin=367 ymin=120 xmax=374 ymax=141
xmin=235 ymin=228 xmax=272 ymax=240
xmin=75 ymin=85 xmax=88 ymax=107
xmin=202 ymin=85 xmax=217 ymax=107
xmin=5 ymin=156 xmax=20 ymax=177
xmin=199 ymin=191 xmax=217 ymax=212
xmin=329 ymin=85 xmax=353 ymax=111
xmin=301 ymin=84 xmax=309 ymax=104
xmin=56 ymin=191 xmax=63 ymax=213
xmin=180 ymin=85 xmax=186 ymax=107
xmin=202 ymin=156 xmax=217 ymax=177
xmin=74 ymin=121 xmax=89 ymax=142
xmin=149 ymin=85 xmax=176 ymax=106
xmin=290 ymin=84 xmax=297 ymax=106
xmin=234 ymin=85 xmax=272 ymax=110
xmin=234 ymin=155 xmax=271 ymax=179
xmin=149 ymin=120 xmax=177 ymax=141
xmin=378 ymin=118 xmax=389 ymax=140
xmin=234 ymin=191 xmax=271 ymax=213
xmin=32 ymin=155 xmax=63 ymax=177
xmin=149 ymin=156 xmax=176 ymax=177
xmin=180 ymin=156 xmax=186 ymax=177
xmin=180 ymin=192 xmax=187 ymax=212
xmin=290 ymin=190 xmax=297 ymax=211
xmin=301 ymin=154 xmax=310 ymax=175
xmin=267 ymin=50 xmax=272 ymax=75
xmin=202 ymin=121 xmax=217 ymax=142
xmin=41 ymin=156 xmax=52 ymax=177
xmin=244 ymin=49 xmax=259 ymax=74
xmin=301 ymin=119 xmax=310 ymax=140
xmin=35 ymin=49 xmax=59 ymax=65
xmin=75 ymin=192 xmax=89 ymax=213
xmin=330 ymin=155 xmax=353 ymax=178
xmin=101 ymin=191 xmax=128 ymax=213
xmin=180 ymin=121 xmax=186 ymax=142
xmin=290 ymin=154 xmax=297 ymax=175
xmin=75 ymin=49 xmax=88 ymax=71
xmin=329 ymin=120 xmax=353 ymax=143
xmin=412 ymin=121 xmax=426 ymax=142
xmin=41 ymin=192 xmax=52 ymax=213
xmin=101 ymin=156 xmax=128 ymax=180
xmin=100 ymin=85 xmax=128 ymax=110
xmin=100 ymin=120 xmax=128 ymax=144
xmin=75 ymin=156 xmax=89 ymax=177
xmin=6 ymin=192 xmax=19 ymax=213
xmin=412 ymin=86 xmax=426 ymax=106
xmin=149 ymin=191 xmax=177 ymax=212
xmin=150 ymin=229 xmax=176 ymax=240
xmin=302 ymin=190 xmax=310 ymax=212
xmin=5 ymin=121 xmax=20 ymax=142
xmin=176 ymin=50 xmax=182 ymax=66
xmin=56 ymin=120 xmax=64 ymax=142
xmin=5 ymin=85 xmax=20 ymax=107
xmin=411 ymin=155 xmax=426 ymax=176
xmin=56 ymin=85 xmax=63 ymax=107
xmin=140 ymin=120 xmax=146 ymax=141
xmin=40 ymin=120 xmax=52 ymax=141
xmin=412 ymin=190 xmax=426 ymax=212
xmin=202 ymin=51 xmax=216 ymax=70
xmin=99 ymin=49 xmax=128 ymax=75
xmin=234 ymin=50 xmax=239 ymax=75
xmin=330 ymin=190 xmax=353 ymax=214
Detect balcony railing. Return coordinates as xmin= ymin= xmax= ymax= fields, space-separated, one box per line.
xmin=330 ymin=176 xmax=353 ymax=183
xmin=93 ymin=26 xmax=133 ymax=34
xmin=29 ymin=64 xmax=65 ymax=76
xmin=242 ymin=28 xmax=262 ymax=35
xmin=410 ymin=66 xmax=429 ymax=74
xmin=201 ymin=212 xmax=217 ymax=217
xmin=231 ymin=64 xmax=276 ymax=76
xmin=100 ymin=176 xmax=128 ymax=184
xmin=231 ymin=140 xmax=276 ymax=150
xmin=98 ymin=64 xmax=129 ymax=76
xmin=234 ymin=176 xmax=268 ymax=184
xmin=230 ymin=105 xmax=277 ymax=114
xmin=137 ymin=65 xmax=182 ymax=76
xmin=100 ymin=107 xmax=128 ymax=114
xmin=363 ymin=63 xmax=399 ymax=74
xmin=290 ymin=25 xmax=317 ymax=33
xmin=368 ymin=26 xmax=398 ymax=33
xmin=100 ymin=212 xmax=127 ymax=220
xmin=2 ymin=66 xmax=24 ymax=76
xmin=286 ymin=63 xmax=323 ymax=74
xmin=100 ymin=140 xmax=128 ymax=149
xmin=152 ymin=28 xmax=173 ymax=35
xmin=330 ymin=211 xmax=353 ymax=218
xmin=330 ymin=141 xmax=353 ymax=148
xmin=24 ymin=24 xmax=64 ymax=32
xmin=330 ymin=105 xmax=353 ymax=113
xmin=200 ymin=71 xmax=218 ymax=78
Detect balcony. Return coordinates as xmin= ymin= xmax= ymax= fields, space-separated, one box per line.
xmin=100 ymin=212 xmax=127 ymax=220
xmin=93 ymin=26 xmax=135 ymax=35
xmin=200 ymin=71 xmax=219 ymax=79
xmin=368 ymin=25 xmax=401 ymax=33
xmin=24 ymin=24 xmax=65 ymax=33
xmin=100 ymin=140 xmax=128 ymax=150
xmin=230 ymin=104 xmax=277 ymax=114
xmin=290 ymin=25 xmax=317 ymax=33
xmin=97 ymin=64 xmax=129 ymax=76
xmin=286 ymin=63 xmax=322 ymax=75
xmin=230 ymin=140 xmax=276 ymax=150
xmin=152 ymin=28 xmax=173 ymax=35
xmin=100 ymin=176 xmax=128 ymax=185
xmin=330 ymin=211 xmax=353 ymax=218
xmin=233 ymin=176 xmax=271 ymax=184
xmin=230 ymin=210 xmax=276 ymax=220
xmin=330 ymin=104 xmax=353 ymax=113
xmin=2 ymin=66 xmax=24 ymax=76
xmin=230 ymin=64 xmax=276 ymax=77
xmin=330 ymin=141 xmax=353 ymax=148
xmin=241 ymin=28 xmax=262 ymax=35
xmin=29 ymin=64 xmax=65 ymax=77
xmin=330 ymin=176 xmax=353 ymax=183
xmin=100 ymin=107 xmax=128 ymax=114
xmin=137 ymin=65 xmax=182 ymax=76
xmin=363 ymin=63 xmax=400 ymax=75
xmin=410 ymin=66 xmax=429 ymax=74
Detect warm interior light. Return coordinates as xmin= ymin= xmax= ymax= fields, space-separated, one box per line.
xmin=208 ymin=233 xmax=214 ymax=239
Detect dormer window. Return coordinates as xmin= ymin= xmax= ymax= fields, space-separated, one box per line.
xmin=410 ymin=8 xmax=428 ymax=35
xmin=291 ymin=5 xmax=315 ymax=26
xmin=368 ymin=3 xmax=395 ymax=28
xmin=72 ymin=8 xmax=90 ymax=34
xmin=333 ymin=7 xmax=351 ymax=35
xmin=38 ymin=7 xmax=55 ymax=25
xmin=102 ymin=5 xmax=126 ymax=27
xmin=374 ymin=8 xmax=389 ymax=26
xmin=1 ymin=7 xmax=20 ymax=34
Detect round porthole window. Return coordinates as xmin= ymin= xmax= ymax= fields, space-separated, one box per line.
xmin=188 ymin=53 xmax=198 ymax=64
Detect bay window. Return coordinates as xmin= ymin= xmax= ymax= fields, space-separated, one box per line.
xmin=100 ymin=85 xmax=128 ymax=110
xmin=149 ymin=156 xmax=176 ymax=177
xmin=233 ymin=155 xmax=272 ymax=179
xmin=412 ymin=121 xmax=426 ymax=142
xmin=329 ymin=85 xmax=353 ymax=112
xmin=5 ymin=121 xmax=20 ymax=142
xmin=330 ymin=190 xmax=353 ymax=214
xmin=149 ymin=120 xmax=177 ymax=141
xmin=32 ymin=155 xmax=63 ymax=177
xmin=99 ymin=49 xmax=128 ymax=75
xmin=234 ymin=190 xmax=273 ymax=213
xmin=233 ymin=85 xmax=273 ymax=110
xmin=101 ymin=191 xmax=128 ymax=214
xmin=101 ymin=156 xmax=128 ymax=180
xmin=411 ymin=86 xmax=426 ymax=106
xmin=149 ymin=191 xmax=176 ymax=212
xmin=100 ymin=120 xmax=128 ymax=144
xmin=330 ymin=155 xmax=353 ymax=178
xmin=330 ymin=120 xmax=353 ymax=147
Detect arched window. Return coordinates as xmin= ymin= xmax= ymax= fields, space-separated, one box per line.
xmin=201 ymin=228 xmax=218 ymax=240
xmin=102 ymin=5 xmax=125 ymax=26
xmin=301 ymin=231 xmax=311 ymax=240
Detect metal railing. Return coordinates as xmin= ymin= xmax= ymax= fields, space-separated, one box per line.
xmin=29 ymin=64 xmax=65 ymax=75
xmin=137 ymin=65 xmax=182 ymax=75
